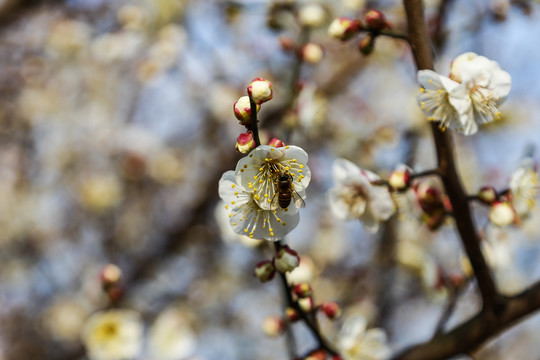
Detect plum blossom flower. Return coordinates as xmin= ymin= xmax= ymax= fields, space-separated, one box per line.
xmin=509 ymin=158 xmax=539 ymax=219
xmin=235 ymin=145 xmax=310 ymax=214
xmin=338 ymin=315 xmax=391 ymax=360
xmin=219 ymin=170 xmax=300 ymax=241
xmin=81 ymin=309 xmax=143 ymax=360
xmin=328 ymin=159 xmax=395 ymax=233
xmin=148 ymin=307 xmax=196 ymax=360
xmin=417 ymin=52 xmax=511 ymax=135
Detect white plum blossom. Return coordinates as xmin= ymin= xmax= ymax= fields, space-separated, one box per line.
xmin=338 ymin=315 xmax=391 ymax=360
xmin=235 ymin=145 xmax=311 ymax=214
xmin=328 ymin=159 xmax=395 ymax=233
xmin=509 ymin=158 xmax=539 ymax=219
xmin=218 ymin=171 xmax=300 ymax=241
xmin=148 ymin=307 xmax=196 ymax=360
xmin=81 ymin=309 xmax=143 ymax=360
xmin=417 ymin=52 xmax=511 ymax=135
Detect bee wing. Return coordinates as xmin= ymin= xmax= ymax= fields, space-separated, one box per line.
xmin=292 ymin=189 xmax=306 ymax=208
xmin=270 ymin=191 xmax=280 ymax=210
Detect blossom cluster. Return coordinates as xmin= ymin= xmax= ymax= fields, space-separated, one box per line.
xmin=417 ymin=52 xmax=511 ymax=135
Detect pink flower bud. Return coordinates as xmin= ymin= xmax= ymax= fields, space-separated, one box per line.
xmin=364 ymin=9 xmax=390 ymax=30
xmin=477 ymin=186 xmax=498 ymax=205
xmin=233 ymin=96 xmax=259 ymax=124
xmin=301 ymin=42 xmax=324 ymax=64
xmin=298 ymin=296 xmax=314 ymax=312
xmin=358 ymin=34 xmax=375 ymax=56
xmin=254 ymin=260 xmax=276 ymax=283
xmin=247 ymin=77 xmax=273 ymax=105
xmin=100 ymin=263 xmax=122 ymax=287
xmin=388 ymin=165 xmax=412 ymax=191
xmin=292 ymin=283 xmax=312 ymax=298
xmin=278 ymin=36 xmax=297 ymax=52
xmin=235 ymin=131 xmax=256 ymax=154
xmin=273 ymin=245 xmax=300 ymax=273
xmin=327 ymin=17 xmax=360 ymax=41
xmin=262 ymin=316 xmax=286 ymax=337
xmin=286 ymin=307 xmax=300 ymax=322
xmin=305 ymin=350 xmax=327 ymax=360
xmin=489 ymin=201 xmax=516 ymax=227
xmin=268 ymin=137 xmax=285 ymax=148
xmin=319 ymin=301 xmax=342 ymax=319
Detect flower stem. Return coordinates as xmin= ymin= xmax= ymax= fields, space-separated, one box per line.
xmin=410 ymin=168 xmax=441 ymax=179
xmin=249 ymin=96 xmax=261 ymax=147
xmin=273 ymin=240 xmax=340 ymax=357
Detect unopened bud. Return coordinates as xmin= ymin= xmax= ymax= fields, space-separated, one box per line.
xmin=262 ymin=316 xmax=286 ymax=337
xmin=254 ymin=260 xmax=276 ymax=283
xmin=268 ymin=137 xmax=285 ymax=148
xmin=388 ymin=164 xmax=412 ymax=191
xmin=424 ymin=208 xmax=446 ymax=231
xmin=358 ymin=34 xmax=375 ymax=56
xmin=236 ymin=131 xmax=256 ymax=154
xmin=489 ymin=201 xmax=515 ymax=227
xmin=298 ymin=297 xmax=314 ymax=312
xmin=247 ymin=77 xmax=273 ymax=105
xmin=298 ymin=4 xmax=326 ymax=28
xmin=327 ymin=17 xmax=360 ymax=41
xmin=477 ymin=186 xmax=498 ymax=205
xmin=292 ymin=283 xmax=312 ymax=298
xmin=234 ymin=96 xmax=259 ymax=124
xmin=319 ymin=301 xmax=342 ymax=319
xmin=273 ymin=245 xmax=300 ymax=273
xmin=285 ymin=307 xmax=300 ymax=322
xmin=301 ymin=43 xmax=324 ymax=64
xmin=364 ymin=9 xmax=390 ymax=30
xmin=305 ymin=350 xmax=326 ymax=360
xmin=100 ymin=264 xmax=122 ymax=287
xmin=279 ymin=36 xmax=297 ymax=52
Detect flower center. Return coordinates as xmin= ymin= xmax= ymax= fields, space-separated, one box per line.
xmin=470 ymin=86 xmax=500 ymax=120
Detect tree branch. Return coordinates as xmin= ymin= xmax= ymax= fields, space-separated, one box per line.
xmin=392 ymin=280 xmax=540 ymax=360
xmin=403 ymin=0 xmax=501 ymax=312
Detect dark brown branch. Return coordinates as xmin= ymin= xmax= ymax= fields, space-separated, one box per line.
xmin=403 ymin=0 xmax=501 ymax=312
xmin=273 ymin=241 xmax=339 ymax=357
xmin=392 ymin=280 xmax=540 ymax=360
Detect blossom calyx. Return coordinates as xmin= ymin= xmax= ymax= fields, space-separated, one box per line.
xmin=236 ymin=131 xmax=256 ymax=154
xmin=477 ymin=186 xmax=498 ymax=205
xmin=489 ymin=201 xmax=516 ymax=227
xmin=364 ymin=9 xmax=390 ymax=31
xmin=388 ymin=165 xmax=412 ymax=191
xmin=286 ymin=307 xmax=300 ymax=322
xmin=268 ymin=137 xmax=285 ymax=148
xmin=292 ymin=283 xmax=312 ymax=298
xmin=319 ymin=301 xmax=342 ymax=319
xmin=358 ymin=34 xmax=375 ymax=56
xmin=262 ymin=316 xmax=286 ymax=337
xmin=254 ymin=260 xmax=276 ymax=283
xmin=304 ymin=350 xmax=326 ymax=360
xmin=234 ymin=96 xmax=259 ymax=125
xmin=327 ymin=17 xmax=360 ymax=41
xmin=247 ymin=78 xmax=273 ymax=105
xmin=274 ymin=245 xmax=300 ymax=273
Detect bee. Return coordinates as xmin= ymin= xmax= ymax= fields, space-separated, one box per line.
xmin=271 ymin=172 xmax=306 ymax=210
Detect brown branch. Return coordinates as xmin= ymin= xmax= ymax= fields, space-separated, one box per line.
xmin=403 ymin=0 xmax=501 ymax=312
xmin=273 ymin=241 xmax=339 ymax=357
xmin=392 ymin=280 xmax=540 ymax=360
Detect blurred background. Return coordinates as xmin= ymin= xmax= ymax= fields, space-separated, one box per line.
xmin=1 ymin=0 xmax=540 ymax=359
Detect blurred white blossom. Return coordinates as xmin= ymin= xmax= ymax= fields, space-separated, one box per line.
xmin=81 ymin=309 xmax=143 ymax=360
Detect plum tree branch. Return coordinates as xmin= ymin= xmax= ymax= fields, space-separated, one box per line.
xmin=403 ymin=0 xmax=501 ymax=312
xmin=387 ymin=1 xmax=540 ymax=359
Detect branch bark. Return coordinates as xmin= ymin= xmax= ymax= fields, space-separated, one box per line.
xmin=403 ymin=0 xmax=501 ymax=312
